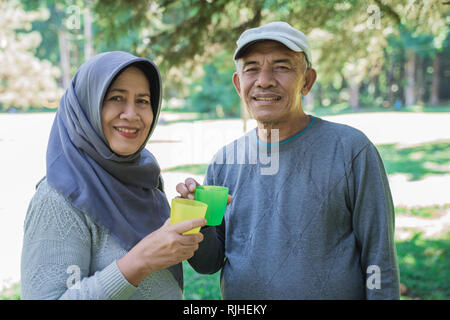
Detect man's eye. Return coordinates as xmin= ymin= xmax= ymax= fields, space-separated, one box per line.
xmin=137 ymin=99 xmax=150 ymax=105
xmin=275 ymin=65 xmax=289 ymax=70
xmin=244 ymin=68 xmax=258 ymax=73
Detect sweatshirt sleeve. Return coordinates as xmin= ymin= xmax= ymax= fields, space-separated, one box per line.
xmin=20 ymin=186 xmax=137 ymax=300
xmin=348 ymin=142 xmax=400 ymax=300
xmin=187 ymin=162 xmax=226 ymax=274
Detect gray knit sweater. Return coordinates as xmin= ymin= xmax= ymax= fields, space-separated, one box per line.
xmin=189 ymin=117 xmax=400 ymax=299
xmin=20 ymin=179 xmax=182 ymax=300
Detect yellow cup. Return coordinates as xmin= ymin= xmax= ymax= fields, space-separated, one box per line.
xmin=170 ymin=198 xmax=208 ymax=234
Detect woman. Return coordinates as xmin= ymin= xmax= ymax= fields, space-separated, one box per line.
xmin=20 ymin=51 xmax=205 ymax=299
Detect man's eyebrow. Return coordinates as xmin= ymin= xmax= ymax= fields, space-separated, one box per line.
xmin=243 ymin=61 xmax=259 ymax=68
xmin=273 ymin=58 xmax=292 ymax=64
xmin=242 ymin=59 xmax=293 ymax=68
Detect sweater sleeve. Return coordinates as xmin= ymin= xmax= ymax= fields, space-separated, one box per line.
xmin=348 ymin=143 xmax=400 ymax=300
xmin=187 ymin=162 xmax=226 ymax=274
xmin=20 ymin=185 xmax=137 ymax=300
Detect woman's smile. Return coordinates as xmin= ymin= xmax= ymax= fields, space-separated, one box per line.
xmin=114 ymin=126 xmax=140 ymax=138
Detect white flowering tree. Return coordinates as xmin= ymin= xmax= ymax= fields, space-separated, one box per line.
xmin=0 ymin=0 xmax=62 ymax=111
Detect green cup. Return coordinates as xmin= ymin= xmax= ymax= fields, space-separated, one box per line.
xmin=194 ymin=185 xmax=229 ymax=226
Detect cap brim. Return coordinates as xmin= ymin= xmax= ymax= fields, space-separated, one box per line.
xmin=234 ymin=35 xmax=302 ymax=60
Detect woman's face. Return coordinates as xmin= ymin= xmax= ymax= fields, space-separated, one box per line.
xmin=101 ymin=66 xmax=154 ymax=156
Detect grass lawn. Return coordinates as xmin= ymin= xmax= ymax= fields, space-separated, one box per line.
xmin=163 ymin=164 xmax=209 ymax=176
xmin=377 ymin=141 xmax=450 ymax=181
xmin=1 ymin=118 xmax=449 ymax=300
xmin=396 ymin=231 xmax=450 ymax=300
xmin=3 ymin=224 xmax=448 ymax=300
xmin=183 ymin=261 xmax=221 ymax=300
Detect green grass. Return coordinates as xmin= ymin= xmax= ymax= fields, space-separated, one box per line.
xmin=2 ymin=217 xmax=448 ymax=300
xmin=395 ymin=204 xmax=450 ymax=219
xmin=162 ymin=141 xmax=450 ymax=183
xmin=163 ymin=164 xmax=209 ymax=176
xmin=2 ymin=136 xmax=448 ymax=300
xmin=377 ymin=141 xmax=450 ymax=181
xmin=396 ymin=231 xmax=450 ymax=300
xmin=309 ymin=103 xmax=450 ymax=117
xmin=183 ymin=261 xmax=222 ymax=300
xmin=0 ymin=283 xmax=20 ymax=300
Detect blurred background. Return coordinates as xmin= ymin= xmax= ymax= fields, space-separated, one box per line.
xmin=0 ymin=0 xmax=449 ymax=300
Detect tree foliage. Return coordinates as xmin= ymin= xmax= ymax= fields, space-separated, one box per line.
xmin=3 ymin=0 xmax=448 ymax=112
xmin=0 ymin=0 xmax=62 ymax=110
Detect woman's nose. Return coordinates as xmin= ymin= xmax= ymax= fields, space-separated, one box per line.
xmin=120 ymin=102 xmax=140 ymax=121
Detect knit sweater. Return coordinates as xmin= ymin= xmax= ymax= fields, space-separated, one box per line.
xmin=20 ymin=179 xmax=182 ymax=300
xmin=189 ymin=117 xmax=400 ymax=299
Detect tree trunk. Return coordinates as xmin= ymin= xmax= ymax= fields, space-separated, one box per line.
xmin=84 ymin=1 xmax=94 ymax=61
xmin=429 ymin=52 xmax=440 ymax=105
xmin=387 ymin=65 xmax=394 ymax=106
xmin=404 ymin=48 xmax=416 ymax=106
xmin=58 ymin=30 xmax=71 ymax=89
xmin=240 ymin=100 xmax=249 ymax=132
xmin=304 ymin=87 xmax=314 ymax=112
xmin=348 ymin=81 xmax=361 ymax=111
xmin=416 ymin=55 xmax=425 ymax=105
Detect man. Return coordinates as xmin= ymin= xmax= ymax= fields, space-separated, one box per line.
xmin=177 ymin=21 xmax=400 ymax=299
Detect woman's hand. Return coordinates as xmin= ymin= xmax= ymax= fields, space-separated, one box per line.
xmin=117 ymin=217 xmax=206 ymax=286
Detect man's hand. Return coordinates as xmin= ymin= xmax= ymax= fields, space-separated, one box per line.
xmin=176 ymin=178 xmax=232 ymax=204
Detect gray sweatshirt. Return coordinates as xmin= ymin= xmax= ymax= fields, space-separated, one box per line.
xmin=189 ymin=117 xmax=400 ymax=299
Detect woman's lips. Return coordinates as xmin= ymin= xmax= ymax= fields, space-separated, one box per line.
xmin=114 ymin=126 xmax=139 ymax=138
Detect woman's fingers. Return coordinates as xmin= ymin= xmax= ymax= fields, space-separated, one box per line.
xmin=169 ymin=218 xmax=206 ymax=236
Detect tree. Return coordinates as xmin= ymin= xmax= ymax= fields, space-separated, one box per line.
xmin=0 ymin=0 xmax=62 ymax=110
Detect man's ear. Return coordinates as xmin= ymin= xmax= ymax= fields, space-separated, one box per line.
xmin=301 ymin=68 xmax=317 ymax=96
xmin=232 ymin=72 xmax=242 ymax=96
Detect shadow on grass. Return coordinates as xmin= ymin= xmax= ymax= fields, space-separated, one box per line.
xmin=377 ymin=141 xmax=450 ymax=181
xmin=396 ymin=231 xmax=450 ymax=300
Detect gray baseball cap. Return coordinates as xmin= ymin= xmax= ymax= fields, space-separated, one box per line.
xmin=234 ymin=21 xmax=312 ymax=67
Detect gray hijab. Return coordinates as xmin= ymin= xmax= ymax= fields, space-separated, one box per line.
xmin=45 ymin=51 xmax=182 ymax=288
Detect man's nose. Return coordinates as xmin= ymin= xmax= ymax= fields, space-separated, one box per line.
xmin=120 ymin=101 xmax=140 ymax=121
xmin=256 ymin=68 xmax=276 ymax=88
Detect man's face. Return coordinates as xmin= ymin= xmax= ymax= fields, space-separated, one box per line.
xmin=233 ymin=40 xmax=310 ymax=125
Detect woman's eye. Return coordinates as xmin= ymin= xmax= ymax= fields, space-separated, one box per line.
xmin=137 ymin=99 xmax=150 ymax=105
xmin=109 ymin=96 xmax=123 ymax=102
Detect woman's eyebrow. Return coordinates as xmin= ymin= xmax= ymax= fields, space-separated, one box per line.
xmin=108 ymin=88 xmax=150 ymax=97
xmin=108 ymin=88 xmax=127 ymax=94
